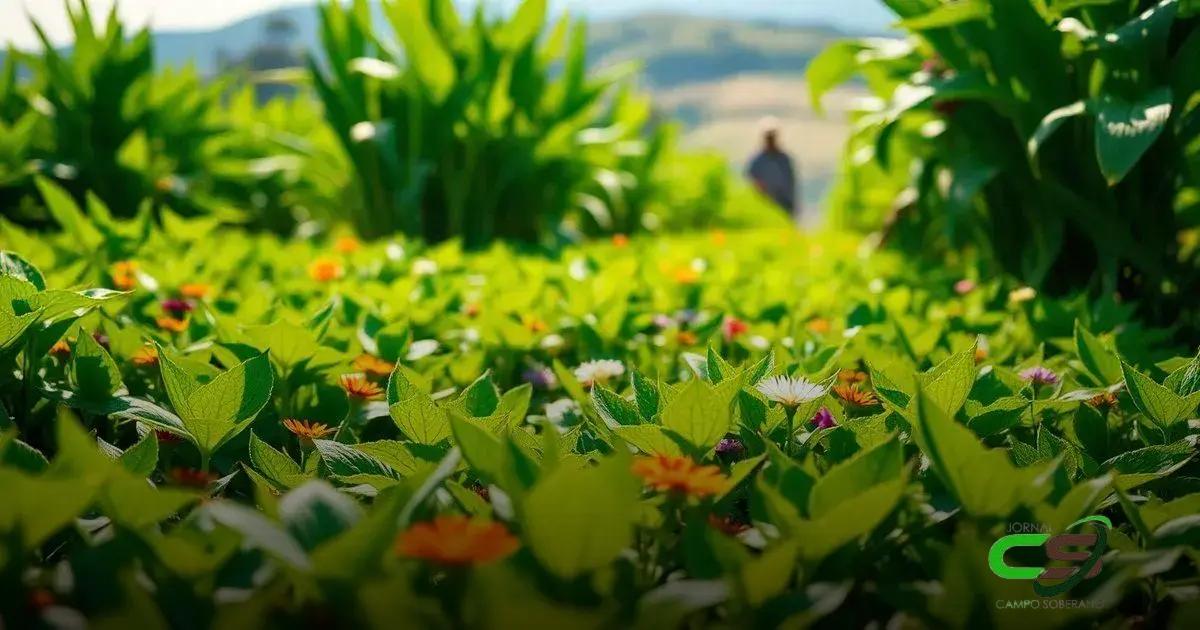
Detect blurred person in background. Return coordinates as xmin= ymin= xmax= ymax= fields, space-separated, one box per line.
xmin=746 ymin=117 xmax=799 ymax=220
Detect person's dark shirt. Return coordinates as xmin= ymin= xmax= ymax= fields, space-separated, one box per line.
xmin=747 ymin=149 xmax=797 ymax=213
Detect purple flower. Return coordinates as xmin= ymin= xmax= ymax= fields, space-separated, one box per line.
xmin=161 ymin=299 xmax=193 ymax=315
xmin=716 ymin=437 xmax=745 ymax=457
xmin=92 ymin=332 xmax=110 ymax=350
xmin=811 ymin=407 xmax=837 ymax=430
xmin=1020 ymin=366 xmax=1059 ymax=386
xmin=522 ymin=366 xmax=557 ymax=390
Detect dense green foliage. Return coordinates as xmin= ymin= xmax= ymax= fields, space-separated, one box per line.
xmin=813 ymin=0 xmax=1200 ymax=323
xmin=2 ymin=191 xmax=1200 ymax=627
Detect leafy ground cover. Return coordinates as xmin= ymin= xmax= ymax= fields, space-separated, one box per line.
xmin=2 ymin=199 xmax=1199 ymax=628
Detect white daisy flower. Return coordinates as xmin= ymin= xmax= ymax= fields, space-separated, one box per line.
xmin=539 ymin=334 xmax=565 ymax=351
xmin=756 ymin=375 xmax=824 ymax=408
xmin=411 ymin=258 xmax=438 ymax=276
xmin=544 ymin=398 xmax=581 ymax=425
xmin=573 ymin=359 xmax=625 ymax=387
xmin=406 ymin=339 xmax=439 ymax=361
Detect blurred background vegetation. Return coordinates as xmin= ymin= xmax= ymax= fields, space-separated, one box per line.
xmin=2 ymin=0 xmax=1199 ymax=332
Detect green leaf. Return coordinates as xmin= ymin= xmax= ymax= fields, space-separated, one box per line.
xmin=792 ymin=477 xmax=906 ymax=563
xmin=592 ymin=385 xmax=640 ymax=427
xmin=612 ymin=424 xmax=684 ymax=456
xmin=206 ymin=500 xmax=312 ymax=570
xmin=911 ymin=383 xmax=1048 ymax=518
xmin=118 ymin=431 xmax=158 ymax=478
xmin=73 ymin=331 xmax=123 ymax=401
xmin=1121 ymin=361 xmax=1199 ymax=434
xmin=521 ymin=453 xmax=640 ymax=579
xmin=631 ymin=371 xmax=660 ymax=419
xmin=383 ymin=0 xmax=457 ymax=101
xmin=100 ymin=477 xmax=196 ymax=529
xmin=1094 ymin=87 xmax=1173 ymax=185
xmin=1074 ymin=321 xmax=1122 ymax=385
xmin=807 ymin=437 xmax=903 ymax=519
xmin=896 ymin=0 xmax=990 ymax=30
xmin=450 ymin=371 xmax=500 ymax=418
xmin=806 ymin=41 xmax=866 ymax=113
xmin=389 ymin=393 xmax=451 ymax=445
xmin=0 ymin=469 xmax=100 ymax=550
xmin=917 ymin=346 xmax=978 ymax=417
xmin=1028 ymin=100 xmax=1088 ymax=165
xmin=0 ymin=250 xmax=45 ymax=290
xmin=160 ymin=350 xmax=274 ymax=454
xmin=0 ymin=309 xmax=38 ymax=352
xmin=661 ymin=379 xmax=737 ymax=452
xmin=314 ymin=439 xmax=399 ymax=480
xmin=279 ymin=481 xmax=363 ymax=551
xmin=450 ymin=413 xmax=505 ymax=482
xmin=249 ymin=433 xmax=306 ymax=490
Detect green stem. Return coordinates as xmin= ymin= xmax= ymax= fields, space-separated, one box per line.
xmin=784 ymin=406 xmax=798 ymax=458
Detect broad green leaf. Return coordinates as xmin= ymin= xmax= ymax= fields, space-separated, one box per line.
xmin=522 ymin=454 xmax=640 ymax=578
xmin=73 ymin=331 xmax=122 ymax=400
xmin=278 ymin=481 xmax=363 ymax=552
xmin=118 ymin=431 xmax=158 ymax=478
xmin=808 ymin=437 xmax=902 ymax=519
xmin=0 ymin=469 xmax=100 ymax=550
xmin=314 ymin=439 xmax=399 ymax=480
xmin=792 ymin=478 xmax=907 ymax=562
xmin=661 ymin=379 xmax=737 ymax=452
xmin=249 ymin=433 xmax=306 ymax=490
xmin=383 ymin=0 xmax=456 ymax=101
xmin=1074 ymin=322 xmax=1122 ymax=385
xmin=917 ymin=346 xmax=977 ymax=417
xmin=0 ymin=250 xmax=45 ymax=290
xmin=100 ymin=478 xmax=197 ymax=529
xmin=1121 ymin=361 xmax=1199 ymax=433
xmin=205 ymin=501 xmax=312 ymax=570
xmin=896 ymin=0 xmax=990 ymax=30
xmin=1094 ymin=87 xmax=1173 ymax=185
xmin=613 ymin=424 xmax=684 ymax=456
xmin=160 ymin=350 xmax=274 ymax=454
xmin=389 ymin=394 xmax=451 ymax=445
xmin=592 ymin=385 xmax=640 ymax=427
xmin=911 ymin=383 xmax=1048 ymax=518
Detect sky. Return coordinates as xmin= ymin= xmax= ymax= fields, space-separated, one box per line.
xmin=0 ymin=0 xmax=893 ymax=48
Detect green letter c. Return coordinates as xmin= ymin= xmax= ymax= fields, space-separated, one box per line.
xmin=988 ymin=533 xmax=1049 ymax=580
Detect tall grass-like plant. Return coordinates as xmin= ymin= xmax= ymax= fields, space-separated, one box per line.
xmin=310 ymin=0 xmax=660 ymax=247
xmin=811 ymin=0 xmax=1200 ymax=323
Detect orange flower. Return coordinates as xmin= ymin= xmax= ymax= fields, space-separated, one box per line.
xmin=396 ymin=515 xmax=520 ymax=566
xmin=676 ymin=330 xmax=698 ymax=346
xmin=463 ymin=303 xmax=481 ymax=318
xmin=612 ymin=233 xmax=630 ymax=248
xmin=283 ymin=419 xmax=336 ymax=446
xmin=833 ymin=384 xmax=879 ymax=408
xmin=110 ymin=261 xmax=138 ymax=290
xmin=168 ymin=467 xmax=216 ymax=489
xmin=308 ymin=257 xmax=344 ymax=282
xmin=1088 ymin=392 xmax=1119 ymax=410
xmin=352 ymin=354 xmax=394 ymax=380
xmin=131 ymin=345 xmax=159 ymax=367
xmin=974 ymin=346 xmax=989 ymax=364
xmin=334 ymin=236 xmax=361 ymax=254
xmin=806 ymin=318 xmax=831 ymax=334
xmin=340 ymin=373 xmax=383 ymax=400
xmin=179 ymin=283 xmax=212 ymax=300
xmin=672 ymin=266 xmax=700 ymax=285
xmin=156 ymin=316 xmax=189 ymax=333
xmin=631 ymin=455 xmax=729 ymax=498
xmin=837 ymin=369 xmax=867 ymax=385
xmin=711 ymin=230 xmax=727 ymax=246
xmin=49 ymin=339 xmax=72 ymax=357
xmin=521 ymin=314 xmax=548 ymax=333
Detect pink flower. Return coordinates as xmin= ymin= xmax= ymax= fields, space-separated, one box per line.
xmin=811 ymin=407 xmax=837 ymax=430
xmin=954 ymin=279 xmax=976 ymax=295
xmin=1020 ymin=366 xmax=1059 ymax=386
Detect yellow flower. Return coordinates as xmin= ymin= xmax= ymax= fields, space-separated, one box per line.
xmin=631 ymin=455 xmax=729 ymax=498
xmin=340 ymin=373 xmax=384 ymax=400
xmin=282 ymin=419 xmax=336 ymax=447
xmin=396 ymin=515 xmax=520 ymax=566
xmin=179 ymin=283 xmax=212 ymax=299
xmin=110 ymin=261 xmax=138 ymax=290
xmin=156 ymin=316 xmax=189 ymax=333
xmin=352 ymin=354 xmax=395 ymax=380
xmin=131 ymin=345 xmax=159 ymax=367
xmin=334 ymin=236 xmax=361 ymax=254
xmin=308 ymin=257 xmax=344 ymax=282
